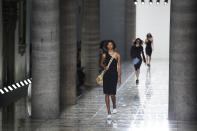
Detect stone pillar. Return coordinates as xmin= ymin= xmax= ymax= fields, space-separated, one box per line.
xmin=0 ymin=0 xmax=3 ymax=129
xmin=14 ymin=0 xmax=31 ymax=129
xmin=125 ymin=0 xmax=136 ymax=60
xmin=169 ymin=0 xmax=197 ymax=121
xmin=14 ymin=17 xmax=27 ymax=131
xmin=0 ymin=0 xmax=2 ymax=84
xmin=60 ymin=0 xmax=77 ymax=106
xmin=31 ymin=0 xmax=60 ymax=119
xmin=1 ymin=1 xmax=17 ymax=130
xmin=81 ymin=0 xmax=100 ymax=86
xmin=26 ymin=0 xmax=31 ymax=77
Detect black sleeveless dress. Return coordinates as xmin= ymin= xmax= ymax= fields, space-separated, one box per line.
xmin=103 ymin=52 xmax=118 ymax=95
xmin=145 ymin=40 xmax=152 ymax=56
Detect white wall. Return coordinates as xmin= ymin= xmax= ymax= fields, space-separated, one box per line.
xmin=136 ymin=0 xmax=171 ymax=59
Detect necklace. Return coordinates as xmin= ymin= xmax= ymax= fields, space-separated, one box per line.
xmin=108 ymin=51 xmax=116 ymax=58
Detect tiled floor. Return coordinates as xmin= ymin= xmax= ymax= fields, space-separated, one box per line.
xmin=2 ymin=60 xmax=197 ymax=131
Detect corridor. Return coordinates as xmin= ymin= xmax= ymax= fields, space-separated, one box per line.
xmin=3 ymin=60 xmax=196 ymax=131
xmin=0 ymin=0 xmax=197 ymax=130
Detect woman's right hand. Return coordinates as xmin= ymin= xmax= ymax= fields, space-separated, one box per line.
xmin=104 ymin=66 xmax=109 ymax=70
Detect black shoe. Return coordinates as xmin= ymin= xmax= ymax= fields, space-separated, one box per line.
xmin=147 ymin=64 xmax=150 ymax=67
xmin=136 ymin=79 xmax=139 ymax=84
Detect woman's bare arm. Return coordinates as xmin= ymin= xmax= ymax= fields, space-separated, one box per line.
xmin=100 ymin=53 xmax=108 ymax=70
xmin=117 ymin=53 xmax=121 ymax=84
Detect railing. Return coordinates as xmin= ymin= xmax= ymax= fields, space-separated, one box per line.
xmin=0 ymin=78 xmax=32 ymax=107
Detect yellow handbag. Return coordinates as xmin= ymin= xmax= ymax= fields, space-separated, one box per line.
xmin=96 ymin=57 xmax=114 ymax=86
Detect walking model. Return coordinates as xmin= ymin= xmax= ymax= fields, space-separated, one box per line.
xmin=145 ymin=33 xmax=154 ymax=67
xmin=100 ymin=40 xmax=121 ymax=119
xmin=130 ymin=38 xmax=146 ymax=84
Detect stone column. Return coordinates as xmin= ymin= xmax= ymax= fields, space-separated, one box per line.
xmin=31 ymin=0 xmax=60 ymax=119
xmin=60 ymin=0 xmax=77 ymax=106
xmin=81 ymin=0 xmax=100 ymax=86
xmin=26 ymin=0 xmax=31 ymax=77
xmin=14 ymin=0 xmax=31 ymax=129
xmin=0 ymin=0 xmax=2 ymax=85
xmin=14 ymin=16 xmax=26 ymax=131
xmin=125 ymin=0 xmax=136 ymax=60
xmin=0 ymin=0 xmax=3 ymax=129
xmin=169 ymin=0 xmax=197 ymax=121
xmin=1 ymin=1 xmax=17 ymax=130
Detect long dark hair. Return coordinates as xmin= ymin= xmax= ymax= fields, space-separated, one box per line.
xmin=106 ymin=40 xmax=116 ymax=50
xmin=133 ymin=38 xmax=143 ymax=45
xmin=146 ymin=33 xmax=152 ymax=38
xmin=100 ymin=40 xmax=107 ymax=49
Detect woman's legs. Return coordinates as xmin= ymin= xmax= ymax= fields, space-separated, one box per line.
xmin=105 ymin=94 xmax=111 ymax=114
xmin=146 ymin=55 xmax=149 ymax=65
xmin=135 ymin=61 xmax=141 ymax=82
xmin=146 ymin=55 xmax=148 ymax=65
xmin=136 ymin=69 xmax=140 ymax=80
xmin=149 ymin=55 xmax=151 ymax=64
xmin=135 ymin=69 xmax=140 ymax=84
xmin=147 ymin=55 xmax=151 ymax=66
xmin=111 ymin=95 xmax=116 ymax=109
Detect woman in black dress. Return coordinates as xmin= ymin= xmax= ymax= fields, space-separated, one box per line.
xmin=145 ymin=33 xmax=154 ymax=67
xmin=130 ymin=38 xmax=146 ymax=84
xmin=100 ymin=40 xmax=121 ymax=119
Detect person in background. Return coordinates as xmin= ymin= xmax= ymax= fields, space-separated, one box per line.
xmin=77 ymin=41 xmax=85 ymax=95
xmin=130 ymin=38 xmax=146 ymax=84
xmin=99 ymin=40 xmax=108 ymax=72
xmin=145 ymin=33 xmax=154 ymax=67
xmin=100 ymin=40 xmax=108 ymax=54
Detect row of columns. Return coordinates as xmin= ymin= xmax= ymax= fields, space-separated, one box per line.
xmin=31 ymin=0 xmax=101 ymax=119
xmin=31 ymin=0 xmax=197 ymax=120
xmin=31 ymin=0 xmax=136 ymax=119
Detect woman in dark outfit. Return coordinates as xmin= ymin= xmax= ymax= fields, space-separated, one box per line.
xmin=145 ymin=33 xmax=154 ymax=67
xmin=130 ymin=38 xmax=146 ymax=84
xmin=100 ymin=40 xmax=121 ymax=119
